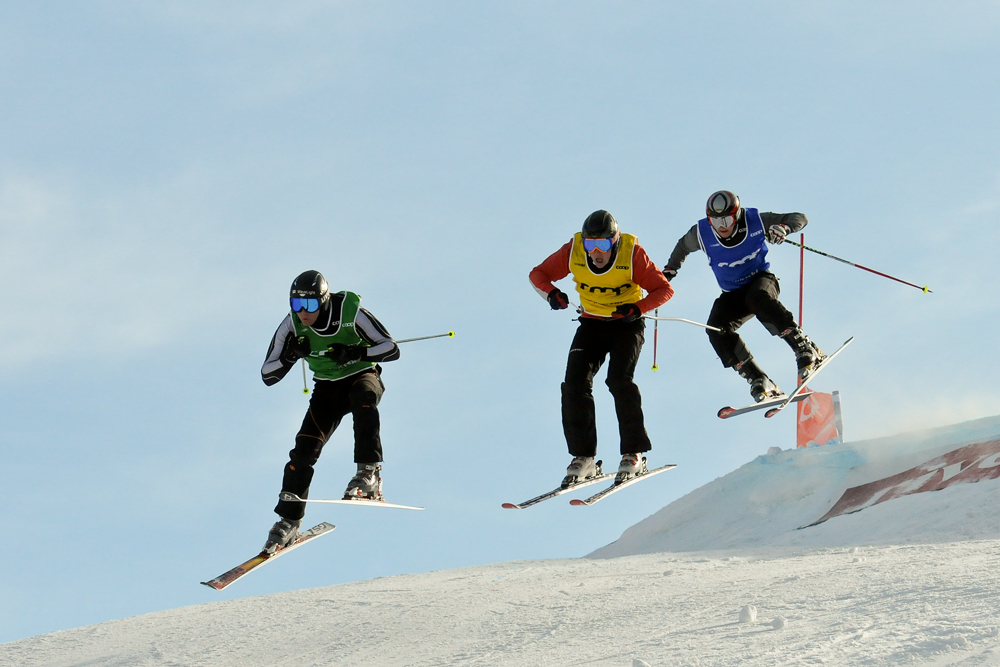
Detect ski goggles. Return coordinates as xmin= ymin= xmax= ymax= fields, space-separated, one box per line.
xmin=582 ymin=235 xmax=617 ymax=253
xmin=290 ymin=297 xmax=321 ymax=313
xmin=709 ymin=215 xmax=736 ymax=231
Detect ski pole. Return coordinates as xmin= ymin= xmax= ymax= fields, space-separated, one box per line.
xmin=395 ymin=331 xmax=456 ymax=344
xmin=571 ymin=300 xmax=719 ymax=332
xmin=781 ymin=238 xmax=932 ymax=293
xmin=300 ymin=332 xmax=454 ymax=394
xmin=643 ymin=315 xmax=722 ymax=332
xmin=651 ymin=308 xmax=659 ymax=371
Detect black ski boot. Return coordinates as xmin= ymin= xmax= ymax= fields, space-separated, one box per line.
xmin=780 ymin=327 xmax=825 ymax=380
xmin=735 ymin=358 xmax=782 ymax=403
xmin=264 ymin=517 xmax=301 ymax=554
xmin=344 ymin=463 xmax=383 ymax=501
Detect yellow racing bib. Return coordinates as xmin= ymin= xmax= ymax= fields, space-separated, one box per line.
xmin=569 ymin=232 xmax=642 ymax=316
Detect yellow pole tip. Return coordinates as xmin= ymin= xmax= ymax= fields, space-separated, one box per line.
xmin=651 ymin=364 xmax=659 ymax=371
xmin=923 ymin=286 xmax=930 ymax=293
xmin=448 ymin=331 xmax=455 ymax=337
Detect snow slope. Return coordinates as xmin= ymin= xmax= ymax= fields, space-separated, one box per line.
xmin=5 ymin=416 xmax=1000 ymax=667
xmin=593 ymin=414 xmax=1000 ymax=557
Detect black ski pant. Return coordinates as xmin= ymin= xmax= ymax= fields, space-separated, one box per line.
xmin=561 ymin=318 xmax=652 ymax=458
xmin=274 ymin=369 xmax=385 ymax=520
xmin=706 ymin=271 xmax=797 ymax=369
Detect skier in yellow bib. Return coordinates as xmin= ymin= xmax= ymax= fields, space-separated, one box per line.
xmin=530 ymin=211 xmax=674 ymax=488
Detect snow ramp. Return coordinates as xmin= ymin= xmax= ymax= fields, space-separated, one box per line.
xmin=591 ymin=414 xmax=1000 ymax=558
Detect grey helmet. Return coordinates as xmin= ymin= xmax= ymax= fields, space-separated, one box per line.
xmin=706 ymin=190 xmax=741 ymax=219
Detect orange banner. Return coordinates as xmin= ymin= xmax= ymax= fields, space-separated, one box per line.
xmin=796 ymin=391 xmax=841 ymax=448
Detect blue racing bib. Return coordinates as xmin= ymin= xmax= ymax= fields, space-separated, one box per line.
xmin=697 ymin=207 xmax=770 ymax=291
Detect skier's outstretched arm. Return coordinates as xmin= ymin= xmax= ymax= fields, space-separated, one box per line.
xmin=632 ymin=245 xmax=675 ymax=312
xmin=761 ymin=212 xmax=807 ymax=234
xmin=663 ymin=224 xmax=701 ymax=276
xmin=355 ymin=308 xmax=400 ymax=363
xmin=761 ymin=212 xmax=808 ymax=244
xmin=261 ymin=315 xmax=298 ymax=386
xmin=528 ymin=241 xmax=573 ymax=301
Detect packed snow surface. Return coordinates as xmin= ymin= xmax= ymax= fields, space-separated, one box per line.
xmin=5 ymin=416 xmax=1000 ymax=667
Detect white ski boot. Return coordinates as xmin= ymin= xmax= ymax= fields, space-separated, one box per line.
xmin=615 ymin=453 xmax=648 ymax=484
xmin=264 ymin=517 xmax=301 ymax=554
xmin=561 ymin=456 xmax=600 ymax=489
xmin=344 ymin=463 xmax=383 ymax=501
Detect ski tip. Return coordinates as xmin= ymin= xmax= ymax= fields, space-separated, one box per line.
xmin=764 ymin=407 xmax=781 ymax=418
xmin=569 ymin=499 xmax=589 ymax=506
xmin=718 ymin=407 xmax=735 ymax=419
xmin=501 ymin=503 xmax=522 ymax=510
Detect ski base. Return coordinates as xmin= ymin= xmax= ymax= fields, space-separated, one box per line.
xmin=718 ymin=391 xmax=814 ymax=419
xmin=502 ymin=465 xmax=614 ymax=509
xmin=570 ymin=462 xmax=677 ymax=506
xmin=279 ymin=491 xmax=423 ymax=511
xmin=201 ymin=522 xmax=336 ymax=591
xmin=765 ymin=336 xmax=854 ymax=419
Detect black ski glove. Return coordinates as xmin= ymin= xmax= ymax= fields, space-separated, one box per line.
xmin=662 ymin=266 xmax=678 ymax=281
xmin=547 ymin=288 xmax=570 ymax=310
xmin=613 ymin=303 xmax=642 ymax=322
xmin=325 ymin=343 xmax=366 ymax=364
xmin=281 ymin=334 xmax=311 ymax=365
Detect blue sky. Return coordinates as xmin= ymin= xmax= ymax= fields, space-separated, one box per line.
xmin=2 ymin=1 xmax=999 ymax=643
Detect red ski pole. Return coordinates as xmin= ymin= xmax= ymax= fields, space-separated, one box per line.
xmin=781 ymin=238 xmax=932 ymax=293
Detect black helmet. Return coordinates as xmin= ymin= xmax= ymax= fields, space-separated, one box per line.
xmin=706 ymin=190 xmax=741 ymax=218
xmin=289 ymin=270 xmax=331 ymax=309
xmin=582 ymin=210 xmax=619 ymax=239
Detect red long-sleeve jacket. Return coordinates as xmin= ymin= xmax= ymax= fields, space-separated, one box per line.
xmin=529 ymin=240 xmax=674 ymax=319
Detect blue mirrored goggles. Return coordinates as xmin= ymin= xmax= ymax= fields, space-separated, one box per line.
xmin=290 ymin=297 xmax=321 ymax=313
xmin=582 ymin=237 xmax=616 ymax=253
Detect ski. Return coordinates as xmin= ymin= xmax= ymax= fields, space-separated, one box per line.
xmin=765 ymin=336 xmax=854 ymax=419
xmin=201 ymin=522 xmax=336 ymax=591
xmin=718 ymin=392 xmax=814 ymax=419
xmin=279 ymin=491 xmax=423 ymax=511
xmin=569 ymin=461 xmax=677 ymax=506
xmin=502 ymin=465 xmax=615 ymax=509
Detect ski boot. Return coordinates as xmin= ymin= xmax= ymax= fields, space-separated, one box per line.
xmin=615 ymin=453 xmax=648 ymax=484
xmin=263 ymin=517 xmax=301 ymax=554
xmin=780 ymin=327 xmax=825 ymax=380
xmin=344 ymin=463 xmax=383 ymax=501
xmin=735 ymin=358 xmax=782 ymax=403
xmin=561 ymin=456 xmax=600 ymax=489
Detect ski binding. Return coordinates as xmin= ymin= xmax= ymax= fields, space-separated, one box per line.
xmin=718 ymin=391 xmax=814 ymax=419
xmin=279 ymin=491 xmax=423 ymax=511
xmin=502 ymin=462 xmax=614 ymax=509
xmin=765 ymin=336 xmax=854 ymax=418
xmin=201 ymin=522 xmax=336 ymax=591
xmin=569 ymin=460 xmax=677 ymax=506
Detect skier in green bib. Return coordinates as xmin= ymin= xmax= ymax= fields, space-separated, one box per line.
xmin=260 ymin=270 xmax=400 ymax=553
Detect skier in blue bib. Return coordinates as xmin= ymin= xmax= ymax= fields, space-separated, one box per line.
xmin=662 ymin=190 xmax=825 ymax=403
